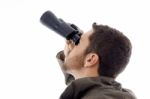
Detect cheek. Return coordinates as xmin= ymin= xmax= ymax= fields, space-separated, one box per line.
xmin=65 ymin=50 xmax=85 ymax=69
xmin=68 ymin=47 xmax=82 ymax=57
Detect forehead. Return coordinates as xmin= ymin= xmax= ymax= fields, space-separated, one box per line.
xmin=78 ymin=29 xmax=93 ymax=47
xmin=82 ymin=29 xmax=93 ymax=39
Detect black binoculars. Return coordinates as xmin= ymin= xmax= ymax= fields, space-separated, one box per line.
xmin=40 ymin=11 xmax=81 ymax=45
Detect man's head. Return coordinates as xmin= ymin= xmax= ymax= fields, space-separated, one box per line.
xmin=64 ymin=23 xmax=132 ymax=79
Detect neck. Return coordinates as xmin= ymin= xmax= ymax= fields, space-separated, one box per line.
xmin=68 ymin=68 xmax=99 ymax=80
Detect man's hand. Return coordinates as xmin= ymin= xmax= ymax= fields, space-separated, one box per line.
xmin=64 ymin=30 xmax=83 ymax=58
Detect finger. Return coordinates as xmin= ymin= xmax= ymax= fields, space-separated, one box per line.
xmin=66 ymin=40 xmax=72 ymax=45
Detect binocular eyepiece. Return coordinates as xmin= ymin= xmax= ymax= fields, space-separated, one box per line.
xmin=40 ymin=11 xmax=81 ymax=45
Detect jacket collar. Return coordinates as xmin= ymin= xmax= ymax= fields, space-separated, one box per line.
xmin=60 ymin=76 xmax=121 ymax=99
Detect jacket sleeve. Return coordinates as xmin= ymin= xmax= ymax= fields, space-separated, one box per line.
xmin=56 ymin=50 xmax=75 ymax=85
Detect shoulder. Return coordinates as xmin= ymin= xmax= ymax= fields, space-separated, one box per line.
xmin=81 ymin=87 xmax=136 ymax=99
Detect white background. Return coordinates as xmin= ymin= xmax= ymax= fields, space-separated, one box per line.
xmin=0 ymin=0 xmax=149 ymax=99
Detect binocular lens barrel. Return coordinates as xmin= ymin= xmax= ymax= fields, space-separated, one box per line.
xmin=40 ymin=11 xmax=80 ymax=45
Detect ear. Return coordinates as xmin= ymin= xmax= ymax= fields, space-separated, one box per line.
xmin=84 ymin=53 xmax=99 ymax=68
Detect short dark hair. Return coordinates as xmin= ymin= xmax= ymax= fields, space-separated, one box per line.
xmin=85 ymin=23 xmax=132 ymax=78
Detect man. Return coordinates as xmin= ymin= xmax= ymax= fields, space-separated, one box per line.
xmin=56 ymin=23 xmax=136 ymax=99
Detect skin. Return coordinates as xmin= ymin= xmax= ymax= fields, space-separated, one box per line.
xmin=63 ymin=29 xmax=100 ymax=79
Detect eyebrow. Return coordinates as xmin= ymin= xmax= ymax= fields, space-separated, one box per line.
xmin=78 ymin=32 xmax=83 ymax=39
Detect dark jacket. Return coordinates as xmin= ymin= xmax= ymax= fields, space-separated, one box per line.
xmin=56 ymin=51 xmax=136 ymax=99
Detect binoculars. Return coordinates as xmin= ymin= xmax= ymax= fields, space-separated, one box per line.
xmin=40 ymin=11 xmax=81 ymax=45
